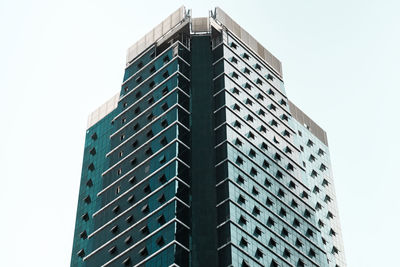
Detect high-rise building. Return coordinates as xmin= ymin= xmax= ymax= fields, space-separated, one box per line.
xmin=71 ymin=6 xmax=346 ymax=267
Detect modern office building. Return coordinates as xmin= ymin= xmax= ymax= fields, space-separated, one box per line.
xmin=71 ymin=6 xmax=346 ymax=267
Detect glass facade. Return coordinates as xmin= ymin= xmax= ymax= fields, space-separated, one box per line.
xmin=71 ymin=6 xmax=346 ymax=267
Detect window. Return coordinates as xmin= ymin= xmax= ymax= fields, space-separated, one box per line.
xmin=252 ymin=186 xmax=259 ymax=195
xmin=126 ymin=215 xmax=133 ymax=223
xmin=298 ymin=130 xmax=302 ymax=136
xmin=162 ymin=70 xmax=169 ymax=79
xmin=233 ymin=103 xmax=240 ymax=111
xmin=239 ymin=216 xmax=247 ymax=226
xmin=268 ymin=88 xmax=275 ymax=96
xmin=231 ymin=57 xmax=238 ymax=64
xmin=161 ymin=103 xmax=169 ymax=111
xmin=150 ymin=65 xmax=156 ymax=73
xmin=237 ymin=175 xmax=245 ymax=184
xmin=307 ymin=139 xmax=314 ymax=147
xmin=255 ymin=63 xmax=262 ymax=70
xmin=283 ymin=248 xmax=291 ymax=259
xmin=146 ymin=130 xmax=153 ymax=138
xmin=86 ymin=179 xmax=93 ymax=187
xmin=246 ymin=115 xmax=253 ymax=122
xmin=135 ymin=91 xmax=142 ymax=98
xmin=112 ymin=205 xmax=120 ymax=213
xmin=149 ymin=81 xmax=155 ymax=88
xmin=124 ymin=86 xmax=129 ymax=92
xmin=140 ymin=225 xmax=149 ymax=235
xmin=160 ymin=137 xmax=168 ymax=146
xmin=108 ymin=246 xmax=117 ymax=254
xmin=259 ymin=125 xmax=267 ymax=133
xmin=238 ymin=194 xmax=246 ymax=204
xmin=242 ymin=53 xmax=250 ymax=60
xmin=84 ymin=195 xmax=91 ymax=204
xmin=145 ymin=147 xmax=153 ymax=155
xmin=143 ymin=184 xmax=151 ymax=194
xmin=281 ymin=227 xmax=289 ymax=237
xmin=91 ymin=133 xmax=97 ymax=140
xmin=269 ymin=104 xmax=277 ymax=111
xmin=266 ymin=197 xmax=274 ymax=207
xmin=158 ymin=194 xmax=166 ymax=203
xmin=262 ymin=160 xmax=269 ymax=169
xmin=162 ymin=86 xmax=168 ymax=95
xmin=157 ymin=215 xmax=166 ymax=225
xmin=293 ymin=218 xmax=300 ymax=228
xmin=80 ymin=230 xmax=87 ymax=239
xmin=156 ymin=236 xmax=165 ymax=247
xmin=234 ymin=120 xmax=241 ymax=128
xmin=128 ymin=176 xmax=136 ymax=184
xmin=248 ymin=131 xmax=255 ymax=139
xmin=283 ymin=130 xmax=290 ymax=137
xmin=268 ymin=238 xmax=276 ymax=248
xmin=249 ymin=149 xmax=256 ymax=158
xmin=255 ymin=248 xmax=264 ymax=259
xmin=161 ymin=119 xmax=168 ymax=128
xmin=110 ymin=225 xmax=118 ymax=234
xmin=278 ymin=189 xmax=285 ymax=197
xmin=267 ymin=217 xmax=275 ymax=227
xmin=245 ymin=98 xmax=253 ymax=106
xmin=90 ymin=147 xmax=96 ymax=155
xmin=295 ymin=238 xmax=303 ymax=248
xmin=141 ymin=204 xmax=150 ymax=213
xmin=291 ymin=199 xmax=298 ymax=208
xmin=244 ymin=82 xmax=252 ymax=90
xmin=139 ymin=247 xmax=148 ymax=257
xmin=253 ymin=206 xmax=260 ymax=215
xmin=325 ymin=195 xmax=332 ymax=203
xmin=163 ymin=55 xmax=170 ymax=63
xmin=257 ymin=93 xmax=264 ymax=100
xmin=116 ymin=186 xmax=121 ymax=194
xmin=232 ymin=87 xmax=240 ymax=95
xmin=243 ymin=68 xmax=251 ymax=75
xmin=120 ymin=134 xmax=125 ymax=141
xmin=124 ymin=236 xmax=132 ymax=244
xmin=279 ymin=208 xmax=287 ymax=217
xmin=136 ymin=76 xmax=143 ymax=84
xmin=131 ymin=158 xmax=137 ymax=166
xmin=134 ymin=107 xmax=141 ymax=114
xmin=261 ymin=142 xmax=268 ymax=150
xmin=287 ymin=163 xmax=294 ymax=172
xmin=256 ymin=78 xmax=263 ymax=85
xmin=230 ymin=42 xmax=237 ymax=49
xmin=147 ymin=96 xmax=154 ymax=104
xmin=265 ymin=178 xmax=272 ymax=188
xmin=266 ymin=73 xmax=274 ymax=81
xmin=127 ymin=195 xmax=135 ymax=204
xmin=240 ymin=237 xmax=248 ymax=247
xmin=159 ymin=174 xmax=167 ymax=184
xmin=280 ymin=99 xmax=287 ymax=106
xmin=232 ymin=72 xmax=239 ymax=79
xmin=306 ymin=228 xmax=314 ymax=238
xmin=254 ymin=226 xmax=262 ymax=236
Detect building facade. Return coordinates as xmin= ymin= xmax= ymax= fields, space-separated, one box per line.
xmin=71 ymin=7 xmax=346 ymax=267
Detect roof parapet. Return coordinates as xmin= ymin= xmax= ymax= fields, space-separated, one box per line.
xmin=212 ymin=7 xmax=282 ymax=77
xmin=126 ymin=6 xmax=188 ymax=65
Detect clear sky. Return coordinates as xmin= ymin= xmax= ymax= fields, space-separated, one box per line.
xmin=1 ymin=0 xmax=399 ymax=266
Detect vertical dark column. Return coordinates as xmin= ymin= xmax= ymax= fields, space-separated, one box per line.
xmin=190 ymin=35 xmax=218 ymax=267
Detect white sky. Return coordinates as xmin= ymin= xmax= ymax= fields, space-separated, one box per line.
xmin=1 ymin=0 xmax=399 ymax=266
